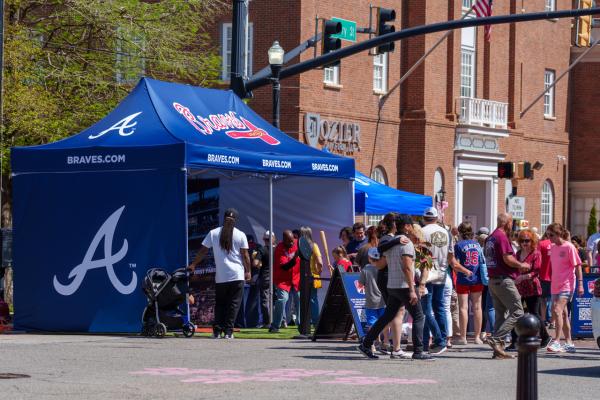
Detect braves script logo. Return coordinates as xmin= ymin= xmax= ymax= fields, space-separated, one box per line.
xmin=53 ymin=206 xmax=136 ymax=296
xmin=173 ymin=102 xmax=280 ymax=145
xmin=89 ymin=112 xmax=142 ymax=139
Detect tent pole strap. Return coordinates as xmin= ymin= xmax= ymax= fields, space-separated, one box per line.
xmin=269 ymin=174 xmax=274 ymax=327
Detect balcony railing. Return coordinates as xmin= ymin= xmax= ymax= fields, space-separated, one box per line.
xmin=457 ymin=97 xmax=508 ymax=129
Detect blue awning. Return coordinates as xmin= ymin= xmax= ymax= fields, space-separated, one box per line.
xmin=12 ymin=78 xmax=354 ymax=179
xmin=354 ymin=171 xmax=432 ymax=216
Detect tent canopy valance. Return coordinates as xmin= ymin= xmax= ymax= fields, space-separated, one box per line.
xmin=12 ymin=78 xmax=354 ymax=179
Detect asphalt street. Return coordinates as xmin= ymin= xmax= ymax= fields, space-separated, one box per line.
xmin=1 ymin=334 xmax=599 ymax=400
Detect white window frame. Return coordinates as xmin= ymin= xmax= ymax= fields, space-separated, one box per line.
xmin=371 ymin=167 xmax=388 ymax=185
xmin=221 ymin=22 xmax=253 ymax=81
xmin=544 ymin=69 xmax=555 ymax=117
xmin=541 ymin=180 xmax=554 ymax=233
xmin=368 ymin=214 xmax=384 ymax=227
xmin=324 ymin=64 xmax=340 ymax=85
xmin=373 ymin=53 xmax=388 ymax=93
xmin=460 ymin=47 xmax=476 ymax=99
xmin=462 ymin=0 xmax=473 ymax=11
xmin=545 ymin=0 xmax=556 ymax=12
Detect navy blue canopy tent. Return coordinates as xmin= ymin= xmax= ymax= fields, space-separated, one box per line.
xmin=11 ymin=78 xmax=355 ymax=332
xmin=354 ymin=171 xmax=432 ymax=216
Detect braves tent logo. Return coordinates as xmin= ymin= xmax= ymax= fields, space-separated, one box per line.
xmin=173 ymin=102 xmax=280 ymax=145
xmin=53 ymin=206 xmax=136 ymax=296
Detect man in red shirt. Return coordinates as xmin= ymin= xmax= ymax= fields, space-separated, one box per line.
xmin=538 ymin=235 xmax=553 ymax=326
xmin=269 ymin=230 xmax=300 ymax=333
xmin=484 ymin=213 xmax=531 ymax=359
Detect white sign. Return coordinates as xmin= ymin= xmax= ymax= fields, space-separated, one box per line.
xmin=53 ymin=206 xmax=136 ymax=296
xmin=507 ymin=196 xmax=526 ymax=220
xmin=304 ymin=113 xmax=361 ymax=155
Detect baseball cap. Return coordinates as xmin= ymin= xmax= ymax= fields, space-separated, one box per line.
xmin=367 ymin=247 xmax=381 ymax=261
xmin=224 ymin=208 xmax=239 ymax=220
xmin=423 ymin=207 xmax=439 ymax=219
xmin=477 ymin=227 xmax=490 ymax=236
xmin=263 ymin=230 xmax=274 ymax=240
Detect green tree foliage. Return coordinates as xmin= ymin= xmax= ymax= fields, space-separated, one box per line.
xmin=2 ymin=0 xmax=225 ymax=173
xmin=588 ymin=204 xmax=598 ymax=238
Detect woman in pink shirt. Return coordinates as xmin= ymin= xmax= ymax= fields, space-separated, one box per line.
xmin=545 ymin=223 xmax=584 ymax=353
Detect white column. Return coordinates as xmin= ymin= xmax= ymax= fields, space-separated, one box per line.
xmin=456 ymin=175 xmax=464 ymax=226
xmin=491 ymin=177 xmax=498 ymax=230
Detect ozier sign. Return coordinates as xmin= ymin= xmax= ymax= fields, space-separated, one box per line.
xmin=304 ymin=113 xmax=361 ymax=155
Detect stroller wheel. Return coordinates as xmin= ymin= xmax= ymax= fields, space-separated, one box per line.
xmin=155 ymin=323 xmax=167 ymax=338
xmin=183 ymin=323 xmax=196 ymax=338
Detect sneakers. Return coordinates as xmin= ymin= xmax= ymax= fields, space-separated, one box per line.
xmin=562 ymin=343 xmax=576 ymax=353
xmin=540 ymin=336 xmax=552 ymax=349
xmin=504 ymin=343 xmax=517 ymax=352
xmin=428 ymin=344 xmax=448 ymax=355
xmin=211 ymin=333 xmax=221 ymax=339
xmin=546 ymin=341 xmax=565 ymax=353
xmin=357 ymin=340 xmax=379 ymax=359
xmin=223 ymin=333 xmax=234 ymax=339
xmin=412 ymin=352 xmax=434 ymax=361
xmin=268 ymin=326 xmax=280 ymax=333
xmin=377 ymin=344 xmax=391 ymax=355
xmin=390 ymin=349 xmax=412 ymax=359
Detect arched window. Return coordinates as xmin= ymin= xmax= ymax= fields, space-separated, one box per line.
xmin=541 ymin=180 xmax=554 ymax=233
xmin=371 ymin=167 xmax=387 ymax=185
xmin=433 ymin=169 xmax=444 ymax=203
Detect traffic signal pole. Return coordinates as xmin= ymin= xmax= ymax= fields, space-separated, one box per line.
xmin=242 ymin=7 xmax=600 ymax=96
xmin=230 ymin=0 xmax=248 ymax=97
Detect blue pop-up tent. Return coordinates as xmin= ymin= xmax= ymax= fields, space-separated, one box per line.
xmin=11 ymin=78 xmax=355 ymax=332
xmin=354 ymin=171 xmax=432 ymax=216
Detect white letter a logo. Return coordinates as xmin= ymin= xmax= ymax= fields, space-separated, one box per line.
xmin=53 ymin=206 xmax=136 ymax=296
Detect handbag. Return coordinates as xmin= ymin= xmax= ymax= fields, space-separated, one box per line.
xmin=426 ymin=262 xmax=446 ymax=285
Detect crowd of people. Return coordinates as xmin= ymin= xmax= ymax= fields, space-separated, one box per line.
xmin=188 ymin=206 xmax=592 ymax=360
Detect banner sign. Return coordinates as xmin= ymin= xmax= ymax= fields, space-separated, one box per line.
xmin=313 ymin=266 xmax=367 ymax=341
xmin=571 ymin=274 xmax=599 ymax=338
xmin=13 ymin=168 xmax=187 ymax=332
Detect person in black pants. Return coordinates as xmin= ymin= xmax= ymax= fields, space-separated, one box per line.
xmin=189 ymin=208 xmax=251 ymax=339
xmin=357 ymin=214 xmax=431 ymax=360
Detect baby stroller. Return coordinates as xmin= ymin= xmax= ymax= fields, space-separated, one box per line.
xmin=141 ymin=267 xmax=196 ymax=338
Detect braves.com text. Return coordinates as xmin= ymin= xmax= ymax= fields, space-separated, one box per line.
xmin=67 ymin=154 xmax=126 ymax=165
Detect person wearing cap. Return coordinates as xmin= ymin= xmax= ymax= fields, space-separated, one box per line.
xmin=358 ymin=247 xmax=389 ymax=355
xmin=188 ymin=208 xmax=251 ymax=339
xmin=421 ymin=206 xmax=459 ymax=354
xmin=357 ymin=214 xmax=430 ymax=360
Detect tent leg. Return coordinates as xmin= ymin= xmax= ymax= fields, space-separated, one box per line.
xmin=363 ymin=212 xmax=367 ymax=225
xmin=268 ymin=175 xmax=274 ymax=327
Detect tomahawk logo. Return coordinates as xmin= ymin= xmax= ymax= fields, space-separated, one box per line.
xmin=89 ymin=112 xmax=142 ymax=139
xmin=53 ymin=206 xmax=137 ymax=296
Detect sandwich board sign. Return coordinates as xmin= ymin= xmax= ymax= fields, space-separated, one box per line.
xmin=312 ymin=266 xmax=368 ymax=341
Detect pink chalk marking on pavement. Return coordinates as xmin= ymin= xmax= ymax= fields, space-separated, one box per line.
xmin=321 ymin=376 xmax=438 ymax=386
xmin=129 ymin=368 xmax=434 ymax=386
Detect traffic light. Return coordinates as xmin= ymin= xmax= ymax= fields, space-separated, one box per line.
xmin=577 ymin=0 xmax=593 ymax=47
xmin=375 ymin=7 xmax=396 ymax=55
xmin=497 ymin=162 xmax=514 ymax=179
xmin=515 ymin=162 xmax=534 ymax=180
xmin=321 ymin=19 xmax=342 ymax=67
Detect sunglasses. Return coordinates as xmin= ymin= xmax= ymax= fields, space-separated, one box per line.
xmin=519 ymin=239 xmax=531 ymax=243
xmin=546 ymin=232 xmax=556 ymax=238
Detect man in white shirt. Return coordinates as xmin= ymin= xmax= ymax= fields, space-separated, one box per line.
xmin=586 ymin=221 xmax=600 ymax=267
xmin=189 ymin=208 xmax=251 ymax=339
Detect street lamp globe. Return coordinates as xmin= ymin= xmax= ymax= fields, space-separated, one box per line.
xmin=268 ymin=41 xmax=285 ymax=66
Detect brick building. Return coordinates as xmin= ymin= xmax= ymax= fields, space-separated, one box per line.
xmin=568 ymin=23 xmax=600 ymax=237
xmin=212 ymin=0 xmax=572 ymax=231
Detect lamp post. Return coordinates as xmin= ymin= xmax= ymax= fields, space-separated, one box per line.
xmin=268 ymin=41 xmax=285 ymax=129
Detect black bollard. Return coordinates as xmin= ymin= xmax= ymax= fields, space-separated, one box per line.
xmin=515 ymin=313 xmax=541 ymax=400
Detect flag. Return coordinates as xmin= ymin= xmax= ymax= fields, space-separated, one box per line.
xmin=473 ymin=0 xmax=493 ymax=42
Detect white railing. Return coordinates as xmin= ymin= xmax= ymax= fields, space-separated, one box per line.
xmin=458 ymin=97 xmax=508 ymax=129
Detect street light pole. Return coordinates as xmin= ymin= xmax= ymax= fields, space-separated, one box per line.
xmin=268 ymin=41 xmax=284 ymax=129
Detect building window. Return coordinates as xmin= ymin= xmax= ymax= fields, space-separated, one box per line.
xmin=460 ymin=47 xmax=476 ymax=98
xmin=544 ymin=69 xmax=555 ymax=117
xmin=221 ymin=22 xmax=253 ymax=81
xmin=541 ymin=180 xmax=554 ymax=233
xmin=116 ymin=29 xmax=145 ymax=84
xmin=373 ymin=53 xmax=388 ymax=93
xmin=462 ymin=0 xmax=473 ymax=10
xmin=371 ymin=166 xmax=387 ymax=185
xmin=545 ymin=0 xmax=556 ymax=12
xmin=324 ymin=65 xmax=340 ymax=85
xmin=434 ymin=169 xmax=444 ymax=203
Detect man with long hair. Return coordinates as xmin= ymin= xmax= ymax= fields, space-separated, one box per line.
xmin=188 ymin=208 xmax=251 ymax=339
